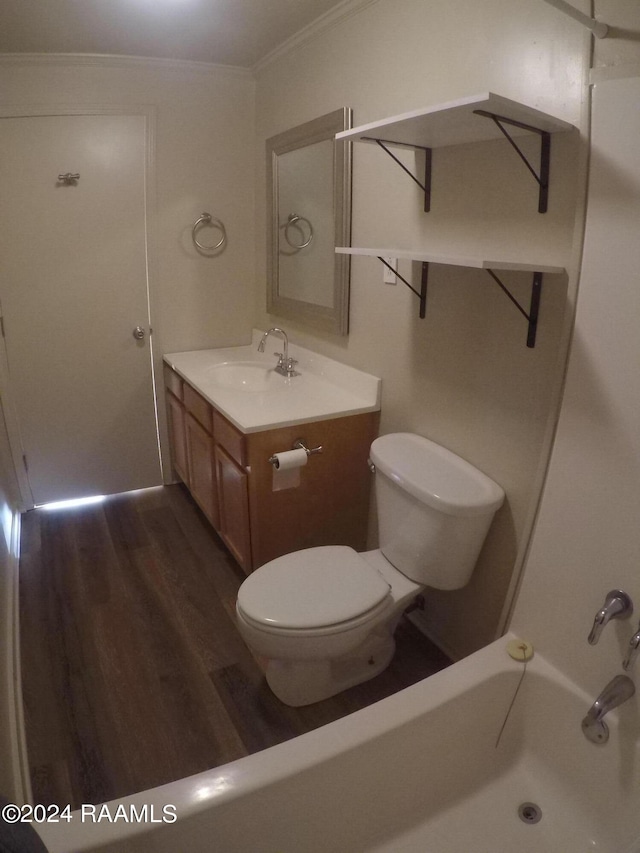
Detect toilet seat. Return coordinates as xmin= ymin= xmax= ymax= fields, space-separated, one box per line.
xmin=237 ymin=545 xmax=392 ymax=635
xmin=237 ymin=596 xmax=393 ymax=638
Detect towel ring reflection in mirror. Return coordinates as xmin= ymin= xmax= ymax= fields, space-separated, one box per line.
xmin=192 ymin=212 xmax=227 ymax=253
xmin=280 ymin=213 xmax=314 ymax=253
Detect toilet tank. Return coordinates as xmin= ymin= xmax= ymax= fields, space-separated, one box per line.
xmin=369 ymin=433 xmax=504 ymax=590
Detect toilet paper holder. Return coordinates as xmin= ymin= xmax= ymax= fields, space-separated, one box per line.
xmin=268 ymin=438 xmax=323 ymax=467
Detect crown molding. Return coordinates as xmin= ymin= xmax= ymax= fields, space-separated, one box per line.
xmin=253 ymin=0 xmax=381 ymax=73
xmin=0 ymin=0 xmax=382 ymax=80
xmin=0 ymin=52 xmax=253 ymax=80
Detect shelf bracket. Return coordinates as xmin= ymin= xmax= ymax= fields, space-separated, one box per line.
xmin=366 ymin=138 xmax=432 ymax=212
xmin=378 ymin=257 xmax=428 ymax=318
xmin=486 ymin=269 xmax=543 ymax=348
xmin=473 ymin=110 xmax=551 ymax=213
xmin=540 ymin=0 xmax=609 ymax=39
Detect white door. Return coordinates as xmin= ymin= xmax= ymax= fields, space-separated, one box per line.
xmin=0 ymin=113 xmax=161 ymax=506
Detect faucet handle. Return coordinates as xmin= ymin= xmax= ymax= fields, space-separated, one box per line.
xmin=588 ymin=590 xmax=633 ymax=645
xmin=623 ymin=625 xmax=640 ymax=671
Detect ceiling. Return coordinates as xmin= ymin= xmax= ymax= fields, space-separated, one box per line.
xmin=0 ymin=0 xmax=349 ymax=68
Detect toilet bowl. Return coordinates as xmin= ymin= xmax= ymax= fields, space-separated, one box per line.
xmin=236 ymin=433 xmax=504 ymax=707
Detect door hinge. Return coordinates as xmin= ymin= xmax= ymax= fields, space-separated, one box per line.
xmin=23 ymin=453 xmax=28 ymax=472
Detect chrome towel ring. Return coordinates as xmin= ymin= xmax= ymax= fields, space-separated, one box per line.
xmin=280 ymin=213 xmax=313 ymax=251
xmin=192 ymin=212 xmax=227 ymax=253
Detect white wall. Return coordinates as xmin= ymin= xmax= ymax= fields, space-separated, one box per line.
xmin=254 ymin=0 xmax=590 ymax=658
xmin=0 ymin=56 xmax=256 ymax=355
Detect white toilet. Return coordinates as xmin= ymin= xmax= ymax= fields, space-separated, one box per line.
xmin=236 ymin=432 xmax=504 ymax=706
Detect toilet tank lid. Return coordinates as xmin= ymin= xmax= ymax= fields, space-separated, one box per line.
xmin=237 ymin=546 xmax=391 ymax=629
xmin=370 ymin=433 xmax=504 ymax=517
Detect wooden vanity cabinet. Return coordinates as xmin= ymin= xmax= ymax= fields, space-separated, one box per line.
xmin=244 ymin=414 xmax=378 ymax=568
xmin=164 ymin=366 xmax=189 ymax=484
xmin=214 ymin=445 xmax=251 ymax=571
xmin=184 ymin=413 xmax=219 ymax=529
xmin=182 ymin=384 xmax=219 ymax=530
xmin=164 ymin=364 xmax=378 ymax=575
xmin=207 ymin=408 xmax=252 ymax=571
xmin=164 ymin=367 xmax=219 ymax=530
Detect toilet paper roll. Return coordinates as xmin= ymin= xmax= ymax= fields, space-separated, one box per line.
xmin=270 ymin=448 xmax=308 ymax=471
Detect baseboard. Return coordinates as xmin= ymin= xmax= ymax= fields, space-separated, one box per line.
xmin=406 ymin=610 xmax=460 ymax=663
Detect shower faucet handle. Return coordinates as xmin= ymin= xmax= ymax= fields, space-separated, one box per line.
xmin=588 ymin=590 xmax=633 ymax=645
xmin=623 ymin=624 xmax=640 ymax=671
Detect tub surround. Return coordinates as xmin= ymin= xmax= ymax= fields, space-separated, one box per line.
xmin=163 ymin=332 xmax=381 ymax=572
xmin=511 ymin=75 xmax=640 ymax=698
xmin=38 ymin=635 xmax=639 ymax=853
xmin=164 ymin=329 xmax=381 ymax=435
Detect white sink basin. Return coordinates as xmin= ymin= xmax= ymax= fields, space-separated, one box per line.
xmin=206 ymin=361 xmax=286 ymax=393
xmin=165 ymin=332 xmax=381 ymax=433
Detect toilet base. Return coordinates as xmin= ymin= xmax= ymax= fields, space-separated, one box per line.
xmin=264 ymin=630 xmax=396 ymax=707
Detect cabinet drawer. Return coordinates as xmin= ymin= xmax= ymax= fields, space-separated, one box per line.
xmin=164 ymin=364 xmax=183 ymax=401
xmin=183 ymin=384 xmax=213 ymax=433
xmin=213 ymin=410 xmax=247 ymax=467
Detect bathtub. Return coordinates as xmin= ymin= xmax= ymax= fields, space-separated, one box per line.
xmin=37 ymin=634 xmax=640 ymax=853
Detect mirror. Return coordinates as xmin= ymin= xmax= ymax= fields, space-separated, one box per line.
xmin=267 ymin=108 xmax=352 ymax=336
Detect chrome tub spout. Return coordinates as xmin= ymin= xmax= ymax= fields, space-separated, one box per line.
xmin=581 ymin=674 xmax=635 ymax=744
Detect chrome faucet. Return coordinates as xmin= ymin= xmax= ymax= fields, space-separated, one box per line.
xmin=623 ymin=625 xmax=640 ymax=671
xmin=587 ymin=590 xmax=633 ymax=645
xmin=257 ymin=327 xmax=299 ymax=377
xmin=581 ymin=674 xmax=635 ymax=744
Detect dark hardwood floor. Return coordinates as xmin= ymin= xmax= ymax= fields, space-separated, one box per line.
xmin=19 ymin=484 xmax=450 ymax=808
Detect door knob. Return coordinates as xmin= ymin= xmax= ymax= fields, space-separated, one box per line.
xmin=133 ymin=326 xmax=145 ymax=340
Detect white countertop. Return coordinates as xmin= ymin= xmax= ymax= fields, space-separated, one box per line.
xmin=164 ymin=330 xmax=381 ymax=434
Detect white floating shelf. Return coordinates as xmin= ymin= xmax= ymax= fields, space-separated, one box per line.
xmin=336 ymin=247 xmax=566 ymax=275
xmin=335 ymin=92 xmax=574 ymax=149
xmin=335 ymin=93 xmax=572 ymax=345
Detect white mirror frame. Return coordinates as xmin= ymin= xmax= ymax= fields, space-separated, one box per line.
xmin=266 ymin=108 xmax=352 ymax=336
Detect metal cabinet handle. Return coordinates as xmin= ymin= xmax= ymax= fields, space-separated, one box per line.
xmin=133 ymin=326 xmax=145 ymax=340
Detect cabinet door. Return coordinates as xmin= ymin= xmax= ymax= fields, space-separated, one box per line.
xmin=215 ymin=444 xmax=252 ymax=573
xmin=185 ymin=413 xmax=219 ymax=529
xmin=165 ymin=390 xmax=189 ymax=485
